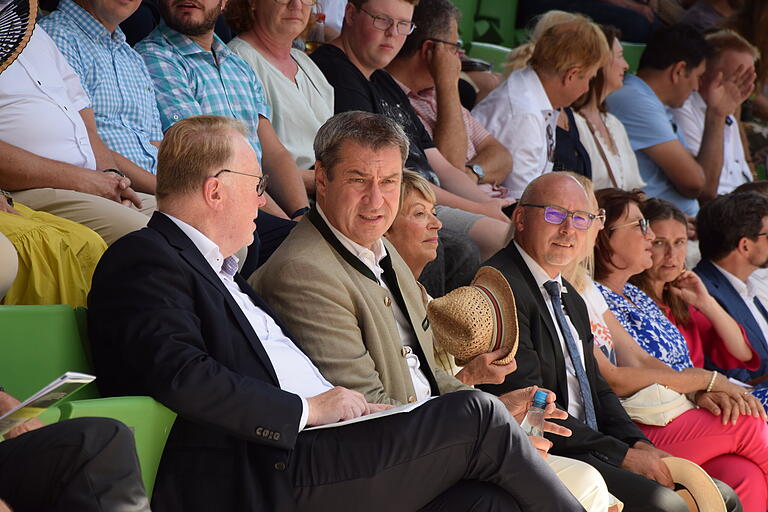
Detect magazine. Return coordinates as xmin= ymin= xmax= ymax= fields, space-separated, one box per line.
xmin=305 ymin=396 xmax=434 ymax=431
xmin=0 ymin=372 xmax=95 ymax=436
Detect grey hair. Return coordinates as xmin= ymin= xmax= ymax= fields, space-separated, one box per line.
xmin=397 ymin=0 xmax=460 ymax=58
xmin=314 ymin=111 xmax=410 ymax=179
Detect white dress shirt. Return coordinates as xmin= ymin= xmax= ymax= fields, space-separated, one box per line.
xmin=317 ymin=206 xmax=433 ymax=401
xmin=472 ymin=67 xmax=559 ymax=198
xmin=164 ymin=213 xmax=333 ymax=431
xmin=515 ymin=241 xmax=587 ymax=421
xmin=0 ymin=25 xmax=96 ymax=170
xmin=713 ymin=263 xmax=768 ymax=337
xmin=672 ymin=92 xmax=752 ymax=194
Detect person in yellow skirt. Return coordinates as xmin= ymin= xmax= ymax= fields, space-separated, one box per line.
xmin=0 ymin=191 xmax=106 ymax=306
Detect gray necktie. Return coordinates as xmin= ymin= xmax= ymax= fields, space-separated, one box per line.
xmin=543 ymin=280 xmax=598 ymax=430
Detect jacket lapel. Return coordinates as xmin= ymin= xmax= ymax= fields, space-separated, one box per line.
xmin=148 ymin=213 xmax=280 ymax=384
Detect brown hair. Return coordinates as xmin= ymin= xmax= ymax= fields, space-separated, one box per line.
xmin=572 ymin=24 xmax=621 ymax=113
xmin=593 ymin=188 xmax=645 ymax=282
xmin=629 ymin=198 xmax=691 ymax=326
xmin=157 ymin=116 xmax=248 ymax=200
xmin=734 ymin=180 xmax=768 ymax=196
xmin=724 ymin=0 xmax=768 ymax=87
xmin=529 ymin=17 xmax=609 ymax=78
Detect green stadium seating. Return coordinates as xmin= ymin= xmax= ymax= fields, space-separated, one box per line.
xmin=0 ymin=305 xmax=176 ymax=499
xmin=451 ymin=0 xmax=478 ymax=44
xmin=473 ymin=0 xmax=526 ymax=48
xmin=621 ymin=42 xmax=646 ymax=75
xmin=467 ymin=41 xmax=512 ymax=73
xmin=59 ymin=397 xmax=176 ymax=498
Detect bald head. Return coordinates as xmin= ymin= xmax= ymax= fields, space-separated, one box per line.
xmin=515 ymin=173 xmax=594 ymax=277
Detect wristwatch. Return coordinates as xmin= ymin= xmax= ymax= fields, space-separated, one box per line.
xmin=466 ymin=164 xmax=485 ymax=182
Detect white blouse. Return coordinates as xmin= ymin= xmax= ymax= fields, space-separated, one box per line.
xmin=574 ymin=111 xmax=645 ymax=191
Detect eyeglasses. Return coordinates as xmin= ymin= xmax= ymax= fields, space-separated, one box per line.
xmin=358 ymin=6 xmax=416 ymax=35
xmin=426 ymin=37 xmax=462 ymax=54
xmin=609 ymin=218 xmax=649 ymax=236
xmin=274 ymin=0 xmax=316 ymax=5
xmin=521 ymin=204 xmax=605 ymax=230
xmin=212 ymin=169 xmax=269 ymax=196
xmin=753 ymin=232 xmax=768 ymax=239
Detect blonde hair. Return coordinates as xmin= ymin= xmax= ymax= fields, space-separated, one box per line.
xmin=400 ymin=169 xmax=436 ymax=210
xmin=706 ymin=29 xmax=760 ymax=62
xmin=529 ymin=17 xmax=609 ymax=79
xmin=157 ymin=116 xmax=249 ymax=200
xmin=504 ymin=10 xmax=582 ymax=76
xmin=560 ymin=172 xmax=599 ymax=293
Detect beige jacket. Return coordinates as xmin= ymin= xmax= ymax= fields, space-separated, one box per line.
xmin=250 ymin=213 xmax=469 ymax=405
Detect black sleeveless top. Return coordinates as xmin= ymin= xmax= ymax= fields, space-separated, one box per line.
xmin=554 ymin=107 xmax=592 ymax=179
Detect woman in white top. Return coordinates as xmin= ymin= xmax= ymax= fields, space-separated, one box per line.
xmin=573 ymin=26 xmax=645 ymax=191
xmin=225 ymin=0 xmax=334 ymax=189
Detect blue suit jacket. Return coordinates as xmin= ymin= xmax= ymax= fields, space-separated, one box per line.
xmin=694 ymin=260 xmax=768 ymax=381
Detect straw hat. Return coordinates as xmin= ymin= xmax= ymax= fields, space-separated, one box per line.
xmin=427 ymin=266 xmax=518 ymax=366
xmin=662 ymin=457 xmax=726 ymax=512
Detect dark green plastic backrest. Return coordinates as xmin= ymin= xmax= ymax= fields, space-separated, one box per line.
xmin=621 ymin=41 xmax=646 ymax=75
xmin=451 ymin=0 xmax=478 ymax=44
xmin=0 ymin=305 xmax=98 ymax=402
xmin=474 ymin=0 xmax=519 ymax=47
xmin=59 ymin=397 xmax=177 ymax=499
xmin=467 ymin=41 xmax=512 ymax=73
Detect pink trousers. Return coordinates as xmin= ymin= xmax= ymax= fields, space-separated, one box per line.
xmin=639 ymin=409 xmax=768 ymax=512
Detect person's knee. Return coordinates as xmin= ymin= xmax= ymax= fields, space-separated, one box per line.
xmin=63 ymin=417 xmax=135 ymax=454
xmin=642 ymin=485 xmax=689 ymax=512
xmin=419 ymin=481 xmax=521 ymax=512
xmin=712 ymin=479 xmax=743 ymax=512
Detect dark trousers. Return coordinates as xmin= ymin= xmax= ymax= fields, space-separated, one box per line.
xmin=519 ymin=0 xmax=662 ymax=43
xmin=291 ymin=390 xmax=586 ymax=512
xmin=571 ymin=453 xmax=742 ymax=512
xmin=0 ymin=418 xmax=150 ymax=512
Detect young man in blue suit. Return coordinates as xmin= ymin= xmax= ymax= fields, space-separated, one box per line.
xmin=87 ymin=113 xmax=586 ymax=512
xmin=695 ymin=191 xmax=768 ymax=384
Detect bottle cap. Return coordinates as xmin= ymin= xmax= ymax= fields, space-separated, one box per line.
xmin=532 ymin=389 xmax=548 ymax=408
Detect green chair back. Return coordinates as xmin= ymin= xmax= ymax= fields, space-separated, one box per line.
xmin=451 ymin=0 xmax=478 ymax=44
xmin=467 ymin=41 xmax=512 ymax=74
xmin=621 ymin=41 xmax=646 ymax=75
xmin=474 ymin=0 xmax=522 ymax=48
xmin=0 ymin=305 xmax=98 ymax=403
xmin=59 ymin=397 xmax=177 ymax=499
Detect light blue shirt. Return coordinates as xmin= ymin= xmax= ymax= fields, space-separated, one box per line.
xmin=606 ymin=74 xmax=698 ymax=216
xmin=136 ymin=22 xmax=271 ymax=163
xmin=40 ymin=0 xmax=163 ymax=173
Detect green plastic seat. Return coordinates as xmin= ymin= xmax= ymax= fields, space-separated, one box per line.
xmin=621 ymin=41 xmax=646 ymax=75
xmin=451 ymin=0 xmax=478 ymax=44
xmin=467 ymin=41 xmax=512 ymax=73
xmin=474 ymin=0 xmax=523 ymax=48
xmin=59 ymin=397 xmax=177 ymax=498
xmin=0 ymin=305 xmax=98 ymax=403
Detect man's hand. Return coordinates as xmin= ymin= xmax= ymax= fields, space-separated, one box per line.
xmin=528 ymin=435 xmax=552 ymax=460
xmin=78 ymin=171 xmax=142 ymax=208
xmin=499 ymin=386 xmax=571 ymax=437
xmin=709 ymin=379 xmax=767 ymax=421
xmin=621 ymin=441 xmax=674 ymax=488
xmin=702 ymin=67 xmax=755 ymax=118
xmin=427 ymin=40 xmax=461 ymax=91
xmin=0 ymin=391 xmax=43 ymax=440
xmin=455 ymin=348 xmax=517 ymax=386
xmin=305 ymin=387 xmax=393 ymax=427
xmin=0 ymin=497 xmax=12 ymax=512
xmin=694 ymin=390 xmax=761 ymax=424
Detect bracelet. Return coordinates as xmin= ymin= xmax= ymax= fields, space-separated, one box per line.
xmin=706 ymin=371 xmax=718 ymax=393
xmin=102 ymin=168 xmax=126 ymax=178
xmin=289 ymin=206 xmax=310 ymax=220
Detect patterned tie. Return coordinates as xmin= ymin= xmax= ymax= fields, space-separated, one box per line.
xmin=543 ymin=280 xmax=598 ymax=430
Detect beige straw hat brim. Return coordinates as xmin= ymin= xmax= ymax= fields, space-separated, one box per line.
xmin=428 ymin=266 xmax=519 ymax=366
xmin=662 ymin=457 xmax=726 ymax=512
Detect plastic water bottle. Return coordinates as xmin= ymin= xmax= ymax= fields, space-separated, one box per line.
xmin=520 ymin=390 xmax=548 ymax=437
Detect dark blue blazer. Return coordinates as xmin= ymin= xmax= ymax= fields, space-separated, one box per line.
xmin=694 ymin=259 xmax=768 ymax=382
xmin=87 ymin=212 xmax=304 ymax=512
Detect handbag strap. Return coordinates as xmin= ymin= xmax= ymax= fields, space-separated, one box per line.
xmin=580 ymin=112 xmax=620 ymax=189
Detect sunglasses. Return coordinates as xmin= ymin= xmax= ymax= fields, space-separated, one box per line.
xmin=521 ymin=204 xmax=605 ymax=230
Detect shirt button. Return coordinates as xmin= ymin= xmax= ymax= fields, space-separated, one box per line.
xmin=274 ymin=462 xmax=286 ymax=471
xmin=408 ymin=396 xmax=417 ymax=403
xmin=384 ymin=296 xmax=391 ymax=307
xmin=172 ymin=114 xmax=180 ymax=120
